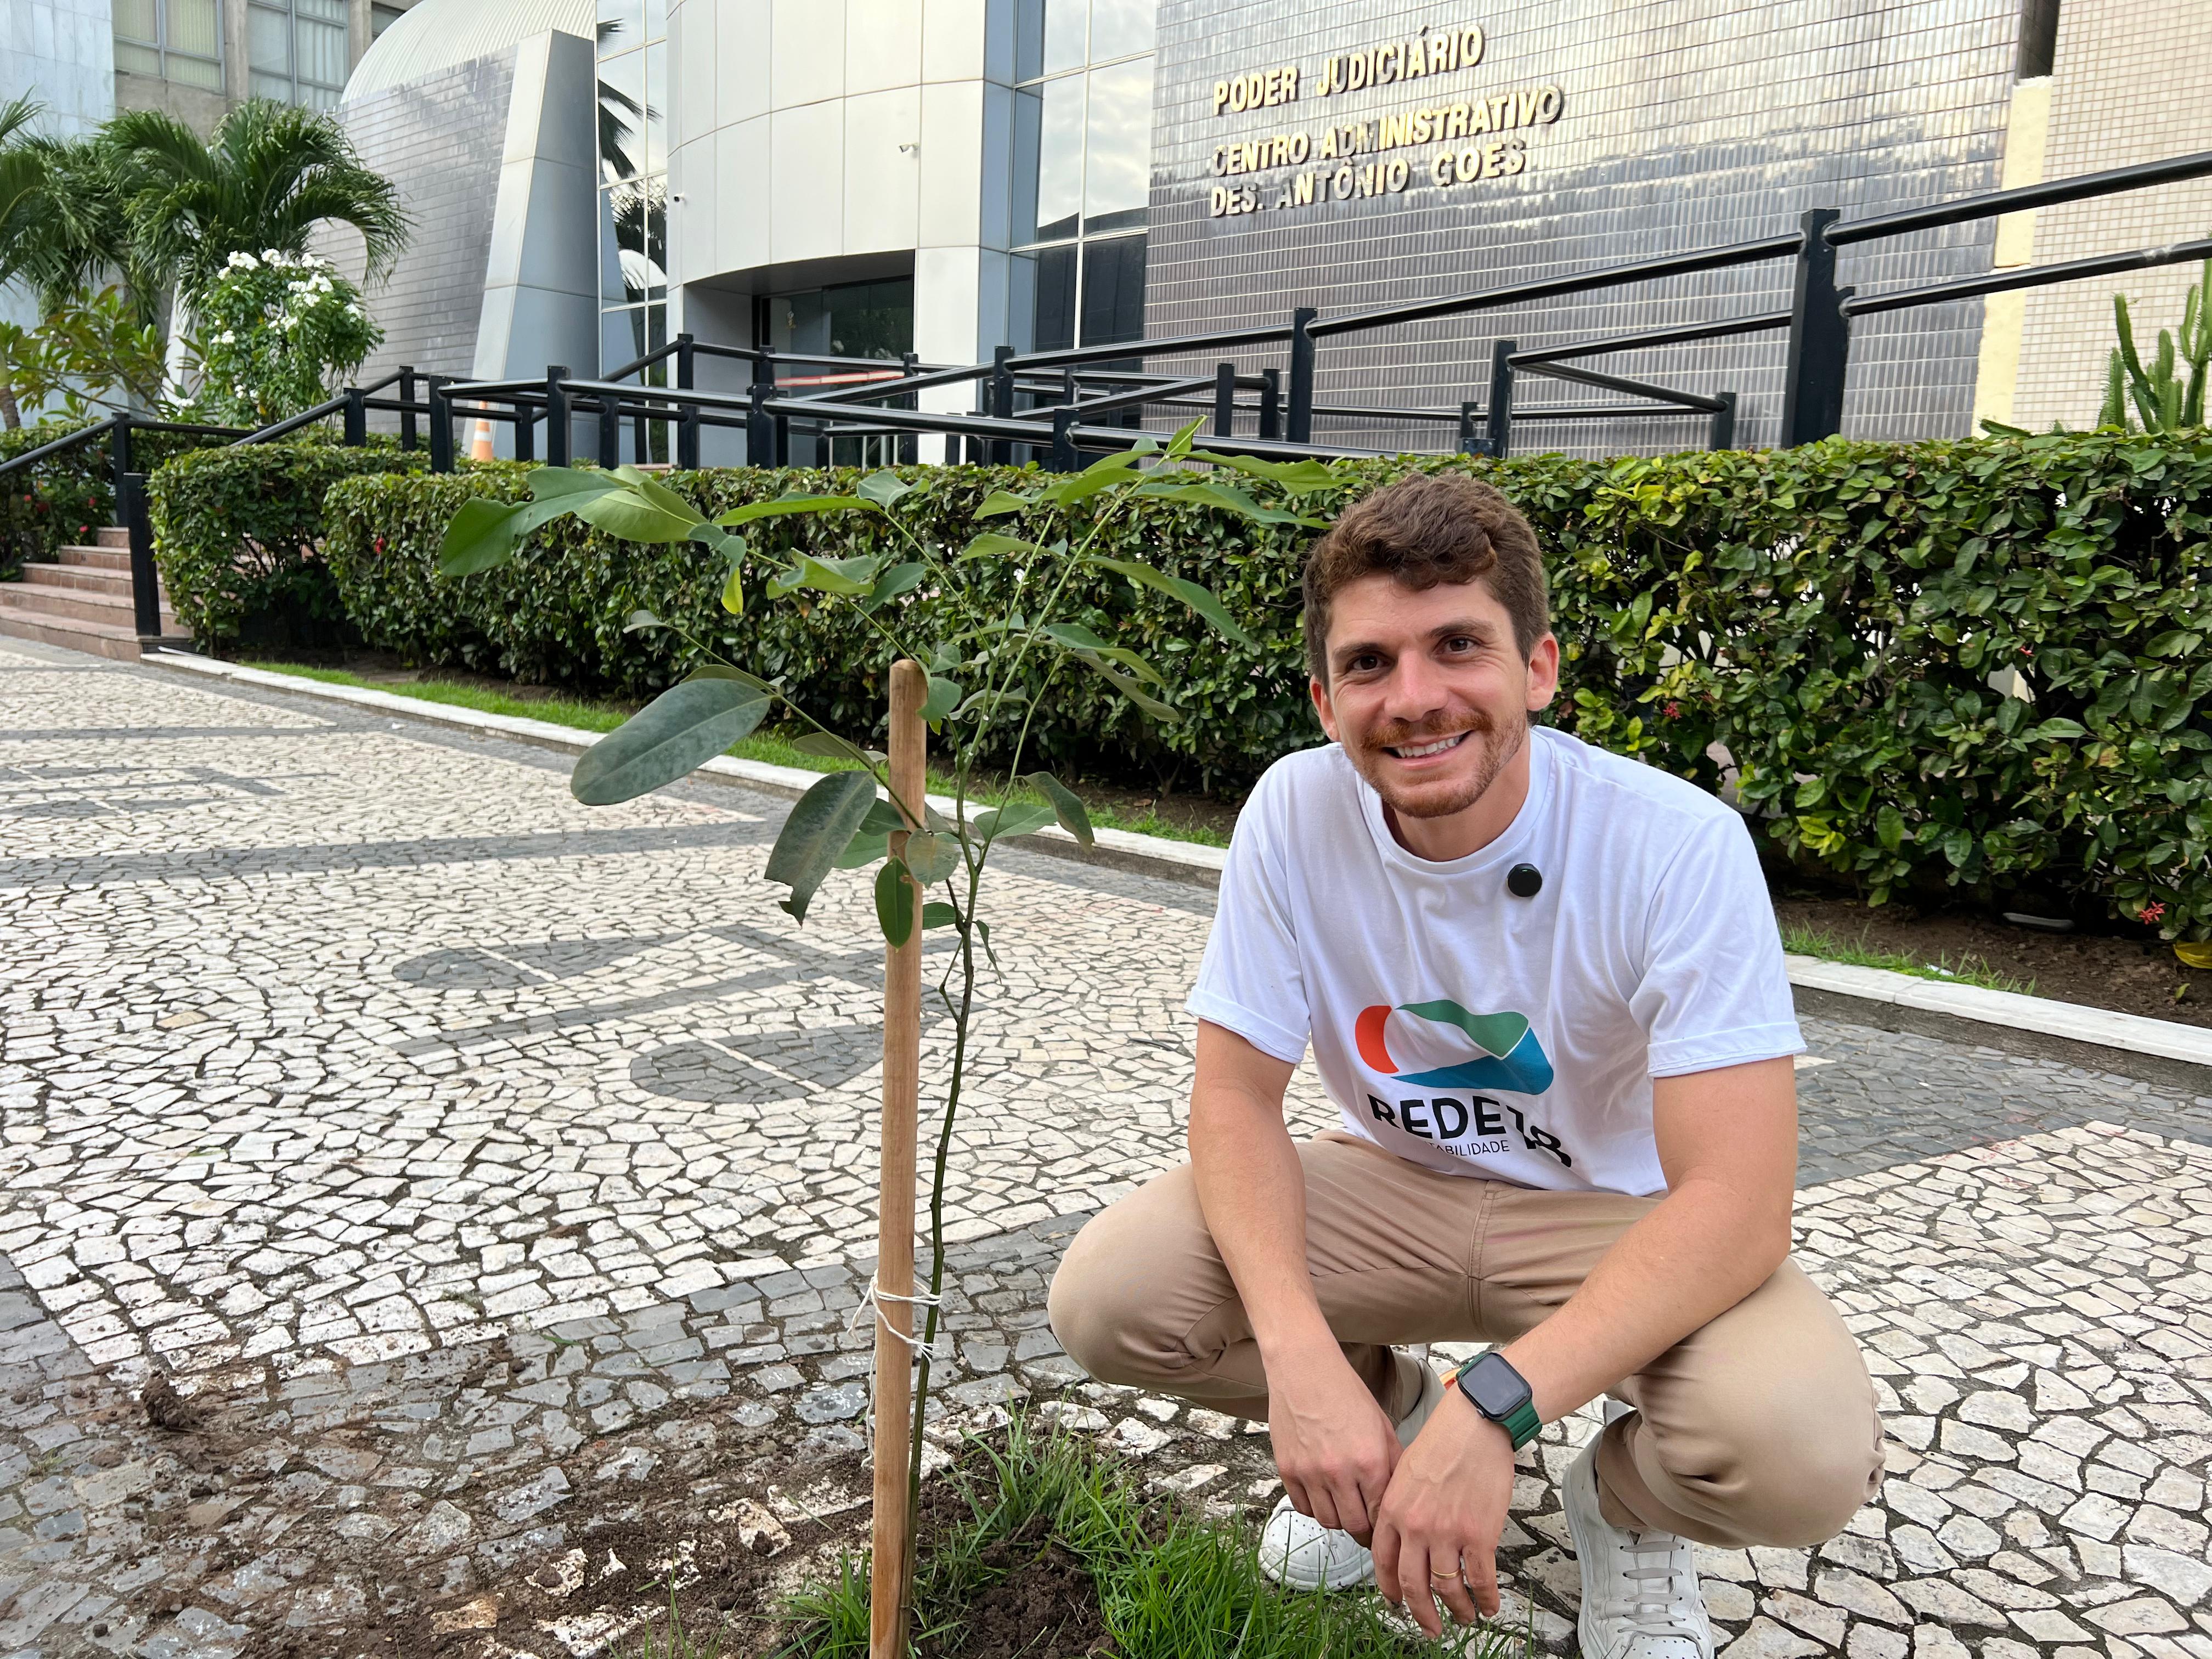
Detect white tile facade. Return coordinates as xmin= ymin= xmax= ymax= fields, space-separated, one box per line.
xmin=668 ymin=0 xmax=1013 ymax=369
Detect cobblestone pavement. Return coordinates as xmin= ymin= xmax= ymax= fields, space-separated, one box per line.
xmin=2 ymin=640 xmax=2209 ymax=1658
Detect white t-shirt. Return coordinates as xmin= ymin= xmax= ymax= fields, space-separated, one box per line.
xmin=1187 ymin=726 xmax=1803 ymax=1196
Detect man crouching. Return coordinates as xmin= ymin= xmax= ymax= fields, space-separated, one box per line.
xmin=1047 ymin=472 xmax=1881 ymax=1650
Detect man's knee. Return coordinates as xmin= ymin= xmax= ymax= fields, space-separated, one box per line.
xmin=1047 ymin=1198 xmax=1189 ymax=1391
xmin=1638 ymin=1380 xmax=1883 ymax=1547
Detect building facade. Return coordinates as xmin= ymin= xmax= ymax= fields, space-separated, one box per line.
xmin=307 ymin=0 xmax=2210 ymax=456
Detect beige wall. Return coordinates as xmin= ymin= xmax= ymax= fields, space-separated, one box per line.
xmin=1997 ymin=0 xmax=2212 ymax=431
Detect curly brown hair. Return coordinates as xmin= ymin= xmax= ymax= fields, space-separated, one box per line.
xmin=1300 ymin=472 xmax=1549 ymax=684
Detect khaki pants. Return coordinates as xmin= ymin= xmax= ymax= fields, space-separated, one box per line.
xmin=1047 ymin=1133 xmax=1881 ymax=1548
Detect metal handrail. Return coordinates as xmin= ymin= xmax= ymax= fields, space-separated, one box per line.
xmin=1826 ymin=148 xmax=2212 ymax=246
xmin=1841 ymin=235 xmax=2212 ymax=317
xmin=1306 ymin=233 xmax=1807 ymax=340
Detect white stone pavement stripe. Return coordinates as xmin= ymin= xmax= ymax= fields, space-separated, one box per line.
xmin=140 ymin=647 xmax=2212 ymax=1072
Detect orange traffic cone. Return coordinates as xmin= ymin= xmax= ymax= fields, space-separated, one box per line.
xmin=472 ymin=418 xmax=495 ymax=461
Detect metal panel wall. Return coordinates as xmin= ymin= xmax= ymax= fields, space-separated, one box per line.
xmin=332 ymin=53 xmax=517 ymax=391
xmin=1148 ymin=0 xmax=2027 ymax=453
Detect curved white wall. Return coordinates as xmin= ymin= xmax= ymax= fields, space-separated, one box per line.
xmin=668 ymin=0 xmax=1014 ymax=371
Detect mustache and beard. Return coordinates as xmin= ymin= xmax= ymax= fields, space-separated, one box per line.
xmin=1347 ymin=702 xmax=1531 ymax=821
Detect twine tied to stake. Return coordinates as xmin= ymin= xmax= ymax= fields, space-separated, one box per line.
xmin=847 ymin=1277 xmax=949 ymax=1457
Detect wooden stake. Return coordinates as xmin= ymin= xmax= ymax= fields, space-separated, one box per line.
xmin=870 ymin=659 xmax=927 ymax=1659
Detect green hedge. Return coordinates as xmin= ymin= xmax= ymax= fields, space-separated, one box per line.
xmin=147 ymin=438 xmax=424 ymax=647
xmin=312 ymin=431 xmax=2212 ymax=938
xmin=0 ymin=421 xmax=228 ymax=579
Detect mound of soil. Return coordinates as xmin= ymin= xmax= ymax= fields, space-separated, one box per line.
xmin=918 ymin=1516 xmax=1114 ymax=1659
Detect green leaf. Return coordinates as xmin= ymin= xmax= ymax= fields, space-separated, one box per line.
xmin=612 ymin=467 xmax=703 ymax=524
xmin=1024 ymin=771 xmax=1094 ymax=847
xmin=440 ymin=487 xmax=602 ymax=575
xmin=2030 ymin=718 xmax=2087 ymax=741
xmin=974 ymin=490 xmax=1036 ymax=518
xmin=1068 ymin=652 xmax=1182 ymax=721
xmin=975 ymin=800 xmax=1057 ymax=841
xmin=689 ymin=663 xmax=777 ymax=695
xmin=1092 ymin=555 xmax=1257 ymax=648
xmin=622 ymin=608 xmax=663 ymax=633
xmin=1193 ymin=449 xmax=1344 ymax=495
xmin=958 ymin=531 xmax=1042 ymax=562
xmin=1041 ymin=620 xmax=1164 ymax=683
xmin=1131 ymin=478 xmax=1319 ymax=527
xmin=859 ymin=798 xmax=911 ymax=836
xmin=922 ymin=901 xmax=961 ymax=930
xmin=922 ymin=675 xmax=963 ymax=723
xmin=874 ymin=857 xmax=915 ymax=947
xmin=902 ymin=830 xmax=961 ymax=885
xmin=714 ymin=492 xmax=879 ymax=526
xmin=438 ymin=498 xmax=526 ymax=575
xmin=1164 ymin=416 xmax=1205 ymax=460
xmin=1876 ymin=803 xmax=1905 ymax=853
xmin=792 ymin=553 xmax=883 ymax=597
xmin=856 ymin=470 xmax=915 ymax=509
xmin=720 ymin=558 xmax=745 ymax=616
xmin=974 ymin=917 xmax=1000 ymax=970
xmin=791 ymin=731 xmax=882 ymax=764
xmin=570 ymin=674 xmax=770 ymax=805
xmin=574 ymin=486 xmax=701 ymax=543
xmin=528 ymin=466 xmax=620 ymax=501
xmin=765 ymin=771 xmax=879 ymax=923
xmin=836 ymin=831 xmax=889 ymax=869
xmin=865 ymin=561 xmax=927 ymax=609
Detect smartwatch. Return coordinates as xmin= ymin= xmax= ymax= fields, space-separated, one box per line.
xmin=1453 ymin=1351 xmax=1542 ymax=1451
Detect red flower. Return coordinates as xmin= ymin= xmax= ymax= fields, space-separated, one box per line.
xmin=1662 ymin=701 xmax=1682 ymax=719
xmin=374 ymin=536 xmax=385 ymax=554
xmin=2140 ymin=902 xmax=2168 ymax=924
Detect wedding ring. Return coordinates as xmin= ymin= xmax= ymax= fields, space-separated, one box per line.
xmin=1430 ymin=1562 xmax=1463 ymax=1580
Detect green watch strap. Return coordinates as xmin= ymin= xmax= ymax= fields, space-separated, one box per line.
xmin=1499 ymin=1397 xmax=1542 ymax=1451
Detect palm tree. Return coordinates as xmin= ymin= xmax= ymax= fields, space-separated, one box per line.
xmin=102 ymin=100 xmax=409 ymax=312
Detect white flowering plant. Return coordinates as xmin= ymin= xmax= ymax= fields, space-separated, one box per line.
xmin=189 ymin=250 xmax=382 ymax=427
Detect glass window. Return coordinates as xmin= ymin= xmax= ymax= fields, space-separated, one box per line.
xmin=1014 ymin=0 xmax=1088 ymax=82
xmin=597 ymin=0 xmax=645 ymax=53
xmin=1083 ymin=59 xmax=1149 ymax=234
xmin=1013 ymin=74 xmax=1085 ymax=244
xmin=371 ymin=3 xmax=408 ymax=38
xmin=598 ymin=49 xmax=646 ymax=183
xmin=1088 ymin=0 xmax=1154 ymax=63
xmin=248 ymin=0 xmax=347 ymax=108
xmin=115 ymin=0 xmax=223 ymax=90
xmin=644 ymin=41 xmax=668 ymax=176
xmin=1028 ymin=246 xmax=1079 ymax=353
xmin=1080 ymin=235 xmax=1146 ymax=346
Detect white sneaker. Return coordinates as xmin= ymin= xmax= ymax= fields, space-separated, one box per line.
xmin=1257 ymin=1356 xmax=1446 ymax=1591
xmin=1562 ymin=1434 xmax=1714 ymax=1659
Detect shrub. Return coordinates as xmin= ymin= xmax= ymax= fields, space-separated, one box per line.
xmin=1 ymin=420 xmax=228 ymax=577
xmin=147 ymin=437 xmax=424 ymax=647
xmin=318 ymin=430 xmax=2212 ymax=938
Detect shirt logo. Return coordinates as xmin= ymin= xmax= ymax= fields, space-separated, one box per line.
xmin=1353 ymin=999 xmax=1555 ymax=1096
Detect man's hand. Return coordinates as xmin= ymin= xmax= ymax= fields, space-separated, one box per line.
xmin=1371 ymin=1390 xmax=1514 ymax=1636
xmin=1268 ymin=1345 xmax=1401 ymax=1543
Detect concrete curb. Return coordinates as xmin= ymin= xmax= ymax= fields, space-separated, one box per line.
xmin=143 ymin=648 xmax=2211 ymax=1076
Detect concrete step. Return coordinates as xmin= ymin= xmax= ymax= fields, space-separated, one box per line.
xmin=19 ymin=560 xmax=140 ymax=596
xmin=53 ymin=544 xmax=132 ymax=572
xmin=95 ymin=524 xmax=128 ymax=550
xmin=2 ymin=580 xmax=176 ymax=629
xmin=0 ymin=601 xmax=178 ymax=661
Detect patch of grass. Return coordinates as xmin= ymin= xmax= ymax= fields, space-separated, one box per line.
xmin=242 ymin=662 xmax=1229 ymax=848
xmin=245 ymin=661 xmax=631 ymax=734
xmin=762 ymin=1417 xmax=1536 ymax=1659
xmin=1780 ymin=922 xmax=2037 ymax=996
